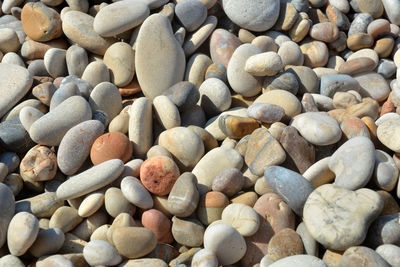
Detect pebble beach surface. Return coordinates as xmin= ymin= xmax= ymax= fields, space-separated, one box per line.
xmin=1 ymin=0 xmax=400 ymax=266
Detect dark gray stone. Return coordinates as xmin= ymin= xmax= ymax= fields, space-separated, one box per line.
xmin=163 ymin=81 xmax=199 ymax=112
xmin=0 ymin=118 xmax=34 ymax=153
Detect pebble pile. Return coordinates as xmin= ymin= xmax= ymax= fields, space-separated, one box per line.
xmin=1 ymin=0 xmax=400 ymax=266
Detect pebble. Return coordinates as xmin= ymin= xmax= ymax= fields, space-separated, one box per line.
xmin=167 ymin=172 xmax=199 ymax=217
xmin=209 ymin=28 xmax=241 ymax=68
xmin=142 ymin=209 xmax=173 ymax=243
xmin=221 ymin=203 xmax=259 ymax=237
xmin=268 ymin=228 xmax=304 ymax=261
xmin=103 ymin=42 xmax=135 ymax=87
xmin=7 ymin=212 xmax=39 ymax=256
xmin=135 ymin=14 xmax=185 ymax=99
xmin=211 ymin=168 xmax=244 ymax=196
xmin=219 ymin=115 xmax=259 ymax=139
xmin=90 ymin=132 xmax=132 ymax=165
xmin=254 ymin=89 xmax=302 ymax=118
xmin=227 ymin=44 xmax=263 ymax=97
xmin=198 ymin=78 xmax=231 ymax=116
xmin=49 ymin=206 xmax=82 ymax=232
xmin=83 ymin=240 xmax=122 ymax=266
xmin=373 ymin=150 xmax=399 ymax=191
xmin=310 ymin=22 xmax=340 ymax=43
xmin=175 ymin=0 xmax=207 ymax=32
xmin=377 ymin=116 xmax=400 ymax=152
xmin=0 ymin=255 xmax=24 ymax=267
xmin=203 ymin=223 xmax=246 ymax=265
xmin=197 ymin=191 xmax=229 ymax=225
xmin=57 ymin=120 xmax=104 ymax=175
xmin=354 ymin=72 xmax=390 ymax=101
xmin=105 ymin=187 xmax=135 ymax=218
xmin=113 ymin=227 xmax=157 ymax=259
xmin=191 ymin=248 xmax=218 ymax=267
xmin=365 ymin=212 xmax=400 ymax=248
xmin=376 ymin=244 xmax=400 ymax=266
xmin=291 ymin=112 xmax=342 ymax=145
xmin=121 ymin=176 xmax=153 ymax=210
xmin=278 ymin=41 xmax=304 ymax=66
xmin=268 ymin=255 xmax=328 ymax=267
xmin=171 ymin=216 xmax=204 ymax=247
xmin=56 ymin=159 xmax=124 ymax=200
xmin=265 ymin=166 xmax=314 ymax=216
xmin=20 ymin=145 xmax=57 ymax=182
xmin=0 ymin=118 xmax=34 ymax=153
xmin=303 ymin=184 xmax=383 ymax=250
xmin=247 ymin=103 xmax=285 ymax=124
xmin=329 ymin=136 xmax=375 ymax=190
xmin=341 ymin=246 xmax=390 ymax=267
xmin=36 ymin=255 xmax=74 ymax=267
xmin=245 ymin=52 xmax=283 ymax=76
xmin=29 ymin=228 xmax=65 ymax=258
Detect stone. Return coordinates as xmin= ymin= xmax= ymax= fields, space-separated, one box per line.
xmin=348 ymin=13 xmax=373 ymax=36
xmin=204 ymin=223 xmax=246 ymax=265
xmin=29 ymin=228 xmax=65 ymax=258
xmin=162 ymin=81 xmax=199 ymax=112
xmin=303 ymin=184 xmax=383 ymax=251
xmin=0 ymin=255 xmax=24 ymax=267
xmin=15 ymin=192 xmax=63 ymax=217
xmin=183 ymin=16 xmax=217 ymax=56
xmin=0 ymin=184 xmax=14 ymax=248
xmin=7 ymin=212 xmax=39 ymax=256
xmin=381 ymin=0 xmax=400 ymax=25
xmin=373 ymin=150 xmax=399 ymax=191
xmin=128 ymin=97 xmax=152 ymax=159
xmin=268 ymin=228 xmax=304 ymax=261
xmin=49 ymin=206 xmax=82 ymax=232
xmin=0 ymin=118 xmax=34 ymax=153
xmin=289 ymin=13 xmax=312 ymax=42
xmin=153 ymin=95 xmax=180 ymax=130
xmin=103 ymin=42 xmax=135 ymax=87
xmin=142 ymin=209 xmax=172 ymax=243
xmin=365 ymin=213 xmax=400 ymax=248
xmin=340 ymin=246 xmax=390 ymax=267
xmin=36 ymin=255 xmax=74 ymax=267
xmin=78 ymin=191 xmax=105 ymax=217
xmin=168 ymin=172 xmax=199 ymax=217
xmin=57 ymin=120 xmax=104 ymax=175
xmin=338 ymin=57 xmax=376 ymax=75
xmin=56 ymin=159 xmax=124 ymax=200
xmin=268 ymin=255 xmax=327 ymax=267
xmin=227 ymin=44 xmax=263 ymax=97
xmin=300 ymin=40 xmax=329 ymax=68
xmin=135 ymin=14 xmax=185 ymax=99
xmin=255 ymin=90 xmax=301 ymax=119
xmin=221 ymin=0 xmax=280 ymax=31
xmin=245 ymin=128 xmax=286 ymax=176
xmin=376 ymin=244 xmax=400 ymax=266
xmin=93 ymin=0 xmax=149 ymax=37
xmin=121 ymin=176 xmax=153 ymax=210
xmin=90 ymin=132 xmax=132 ymax=165
xmin=191 ymin=249 xmax=218 ymax=267
xmin=347 ymin=33 xmax=374 ymax=50
xmin=105 ymin=187 xmax=135 ymax=218
xmin=0 ymin=63 xmax=33 ymax=119
xmin=377 ymin=117 xmax=400 ymax=153
xmin=247 ymin=103 xmax=285 ymax=124
xmin=347 ymin=48 xmax=379 ymax=67
xmin=245 ymin=52 xmax=283 ymax=76
xmin=49 ymin=83 xmax=80 ymax=111
xmin=89 ymin=82 xmax=122 ymax=122
xmin=20 ymin=145 xmax=57 ymax=182
xmin=0 ymin=28 xmax=19 ymax=54
xmin=113 ymin=227 xmax=157 ymax=259
xmin=62 ymin=11 xmax=115 ymax=55
xmin=221 ymin=203 xmax=259 ymax=237
xmin=81 ymin=61 xmax=110 ymax=88
xmin=278 ymin=41 xmax=304 ymax=66
xmin=140 ymin=156 xmax=180 ymax=196
xmin=187 ymin=125 xmax=218 ymax=152
xmin=175 ymin=0 xmax=207 ymax=32
xmin=374 ymin=36 xmax=394 ymax=58
xmin=83 ymin=240 xmax=122 ymax=266
xmin=291 ymin=112 xmax=342 ymax=146
xmin=120 ymin=259 xmax=168 ymax=267
xmin=265 ymin=166 xmax=314 ymax=216
xmin=21 ymin=2 xmax=62 ymax=42
xmin=66 ymin=45 xmax=88 ymax=78
xmin=211 ymin=168 xmax=244 ymax=197
xmin=198 ymin=78 xmax=231 ymax=116
xmin=197 ymin=191 xmax=229 ymax=225
xmin=354 ymin=72 xmax=390 ymax=102
xmin=209 ymin=28 xmax=241 ymax=68
xmin=286 ymin=65 xmax=319 ymax=94
xmin=171 ymin=216 xmax=204 ymax=247
xmin=296 ymin=222 xmax=318 ymax=256
xmin=219 ymin=115 xmax=259 ymax=139
xmin=158 ymin=127 xmax=204 ymax=171
xmin=310 ymin=22 xmax=340 ymax=43
xmin=60 ymin=75 xmax=92 ymax=99
xmin=29 ymin=96 xmax=92 ymax=146
xmin=329 ymin=136 xmax=375 ymax=190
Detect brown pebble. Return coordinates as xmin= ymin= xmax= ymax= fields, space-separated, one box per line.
xmin=90 ymin=132 xmax=133 ymax=165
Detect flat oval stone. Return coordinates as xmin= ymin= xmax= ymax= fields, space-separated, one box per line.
xmin=227 ymin=44 xmax=262 ymax=97
xmin=354 ymin=72 xmax=390 ymax=102
xmin=7 ymin=211 xmax=39 ymax=256
xmin=245 ymin=128 xmax=286 ymax=176
xmin=221 ymin=0 xmax=280 ymax=32
xmin=211 ymin=168 xmax=244 ymax=197
xmin=338 ymin=57 xmax=376 ymax=75
xmin=303 ymin=184 xmax=383 ymax=251
xmin=103 ymin=42 xmax=135 ymax=87
xmin=15 ymin=192 xmax=63 ymax=218
xmin=105 ymin=187 xmax=135 ymax=218
xmin=81 ymin=61 xmax=110 ymax=89
xmin=183 ymin=16 xmax=217 ymax=57
xmin=62 ymin=11 xmax=115 ymax=55
xmin=167 ymin=172 xmax=199 ymax=217
xmin=142 ymin=209 xmax=172 ymax=243
xmin=268 ymin=255 xmax=327 ymax=267
xmin=29 ymin=95 xmax=92 ymax=146
xmin=128 ymin=97 xmax=152 ymax=159
xmin=221 ymin=203 xmax=259 ymax=237
xmin=66 ymin=45 xmax=88 ymax=79
xmin=0 ymin=184 xmax=14 ymax=248
xmin=121 ymin=176 xmax=153 ymax=210
xmin=153 ymin=95 xmax=180 ymax=130
xmin=347 ymin=48 xmax=379 ymax=67
xmin=90 ymin=132 xmax=132 ymax=165
xmin=209 ymin=28 xmax=241 ymax=68
xmin=0 ymin=63 xmax=33 ymax=118
xmin=191 ymin=248 xmax=218 ymax=267
xmin=291 ymin=112 xmax=342 ymax=146
xmin=83 ymin=240 xmax=122 ymax=266
xmin=49 ymin=206 xmax=82 ymax=232
xmin=158 ymin=127 xmax=204 ymax=171
xmin=341 ymin=246 xmax=389 ymax=267
xmin=171 ymin=216 xmax=205 ymax=247
xmin=204 ymin=223 xmax=246 ymax=265
xmin=58 ymin=120 xmax=104 ymax=175
xmin=56 ymin=159 xmax=124 ymax=200
xmin=377 ymin=117 xmax=400 ymax=153
xmin=265 ymin=166 xmax=314 ymax=216
xmin=29 ymin=228 xmax=65 ymax=257
xmin=310 ymin=22 xmax=339 ymax=43
xmin=247 ymin=103 xmax=285 ymax=124
xmin=296 ymin=222 xmax=318 ymax=256
xmin=93 ymin=0 xmax=149 ymax=37
xmin=245 ymin=52 xmax=283 ymax=77
xmin=135 ymin=14 xmax=185 ymax=99
xmin=113 ymin=227 xmax=157 ymax=259
xmin=329 ymin=136 xmax=375 ymax=190
xmin=219 ymin=115 xmax=259 ymax=139
xmin=89 ymin=82 xmax=122 ymax=122
xmin=192 ymin=146 xmax=243 ymax=194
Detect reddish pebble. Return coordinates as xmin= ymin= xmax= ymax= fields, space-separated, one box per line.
xmin=380 ymin=100 xmax=395 ymax=116
xmin=142 ymin=209 xmax=173 ymax=244
xmin=90 ymin=132 xmax=133 ymax=165
xmin=340 ymin=116 xmax=370 ymax=140
xmin=140 ymin=156 xmax=180 ymax=196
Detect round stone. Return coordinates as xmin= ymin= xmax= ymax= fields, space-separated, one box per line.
xmin=90 ymin=132 xmax=132 ymax=165
xmin=221 ymin=0 xmax=280 ymax=31
xmin=377 ymin=117 xmax=400 ymax=153
xmin=0 ymin=28 xmax=20 ymax=53
xmin=191 ymin=249 xmax=218 ymax=267
xmin=278 ymin=41 xmax=304 ymax=66
xmin=29 ymin=228 xmax=65 ymax=258
xmin=300 ymin=40 xmax=329 ymax=68
xmin=7 ymin=212 xmax=39 ymax=256
xmin=209 ymin=28 xmax=241 ymax=68
xmin=211 ymin=168 xmax=244 ymax=197
xmin=204 ymin=223 xmax=246 ymax=265
xmin=83 ymin=240 xmax=122 ymax=266
xmin=341 ymin=246 xmax=390 ymax=267
xmin=89 ymin=82 xmax=122 ymax=122
xmin=113 ymin=227 xmax=157 ymax=259
xmin=167 ymin=172 xmax=199 ymax=217
xmin=245 ymin=52 xmax=283 ymax=77
xmin=105 ymin=187 xmax=136 ymax=217
xmin=121 ymin=176 xmax=153 ymax=210
xmin=221 ymin=203 xmax=259 ymax=237
xmin=103 ymin=42 xmax=135 ymax=87
xmin=171 ymin=216 xmax=204 ymax=247
xmin=254 ymin=90 xmax=301 ymax=118
xmin=247 ymin=102 xmax=285 ymax=124
xmin=310 ymin=22 xmax=339 ymax=43
xmin=267 ymin=228 xmax=304 ymax=261
xmin=142 ymin=209 xmax=173 ymax=243
xmin=268 ymin=255 xmax=327 ymax=267
xmin=20 ymin=145 xmax=57 ymax=182
xmin=175 ymin=0 xmax=207 ymax=32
